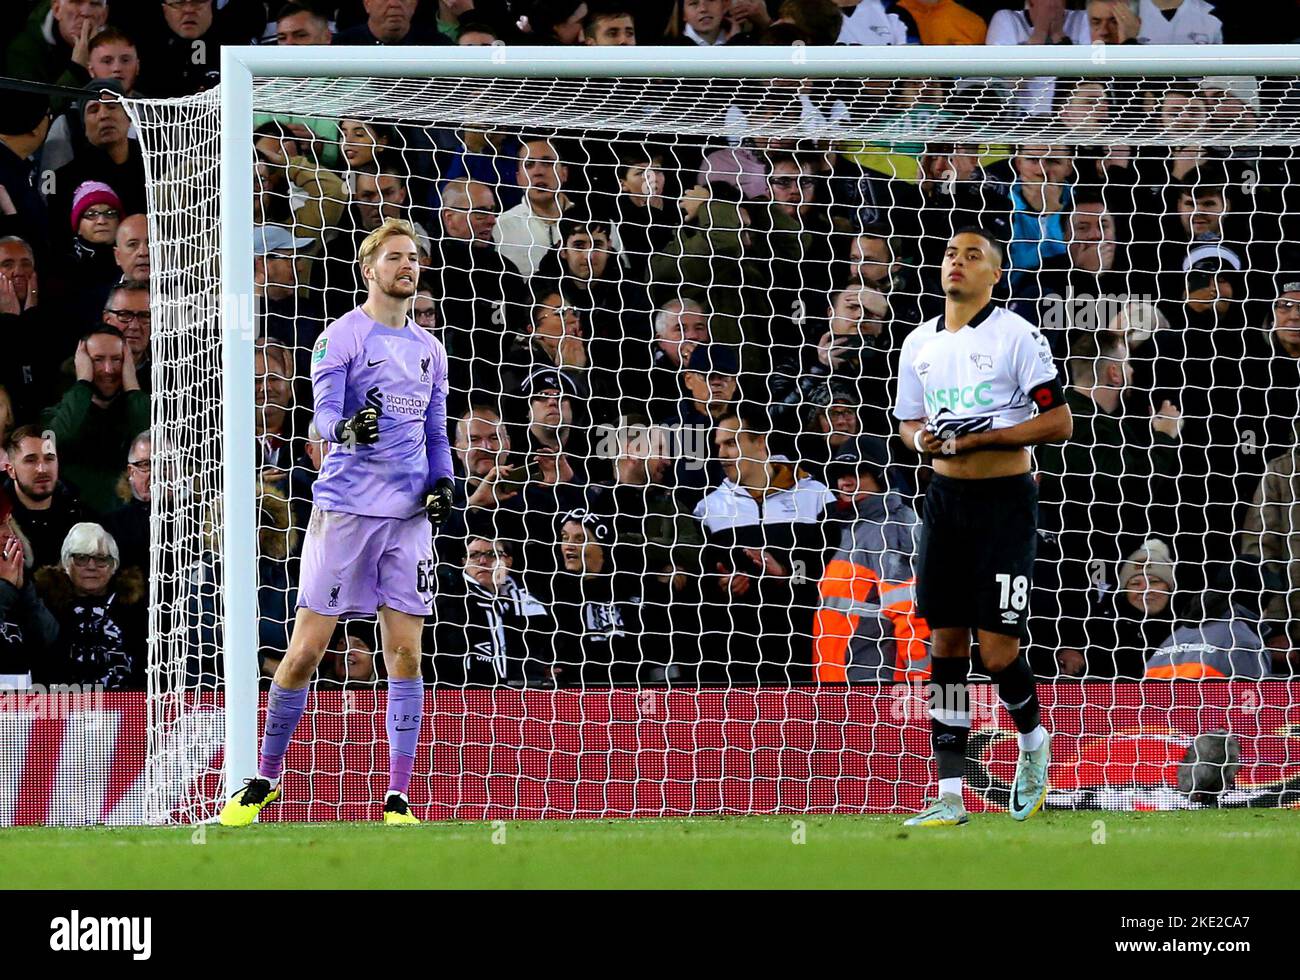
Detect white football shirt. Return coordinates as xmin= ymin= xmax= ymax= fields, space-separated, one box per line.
xmin=1136 ymin=0 xmax=1223 ymax=45
xmin=893 ymin=303 xmax=1059 ymax=430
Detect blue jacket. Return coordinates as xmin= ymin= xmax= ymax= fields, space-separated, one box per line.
xmin=1008 ymin=182 xmax=1072 ymax=287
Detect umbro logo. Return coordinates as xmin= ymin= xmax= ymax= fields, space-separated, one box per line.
xmin=915 ymin=361 xmax=931 ymax=377
xmin=1001 ymin=610 xmax=1019 ymax=624
xmin=367 ymin=358 xmax=387 ymax=367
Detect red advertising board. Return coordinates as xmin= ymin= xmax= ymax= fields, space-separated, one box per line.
xmin=3 ymin=684 xmax=1298 ymax=825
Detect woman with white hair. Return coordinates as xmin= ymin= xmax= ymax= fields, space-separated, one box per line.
xmin=33 ymin=522 xmax=146 ymax=690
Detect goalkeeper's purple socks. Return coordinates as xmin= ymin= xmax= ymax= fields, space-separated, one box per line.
xmin=257 ymin=682 xmax=309 ymax=782
xmin=386 ymin=677 xmax=423 ymax=795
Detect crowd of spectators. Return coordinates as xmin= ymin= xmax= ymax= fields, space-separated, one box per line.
xmin=3 ymin=0 xmax=1299 ymax=691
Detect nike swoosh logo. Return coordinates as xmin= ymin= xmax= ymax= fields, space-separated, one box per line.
xmin=1011 ymin=785 xmax=1026 ymax=811
xmin=367 ymin=358 xmax=386 ymax=367
xmin=395 ymin=725 xmax=418 ymax=732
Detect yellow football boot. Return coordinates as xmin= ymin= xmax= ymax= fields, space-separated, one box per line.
xmin=383 ymin=792 xmax=419 ymax=825
xmin=218 ymin=778 xmax=281 ymax=827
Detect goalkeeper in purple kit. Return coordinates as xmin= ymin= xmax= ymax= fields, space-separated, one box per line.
xmin=221 ymin=219 xmax=454 ymax=827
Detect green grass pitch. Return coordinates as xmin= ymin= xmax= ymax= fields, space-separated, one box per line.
xmin=3 ymin=810 xmax=1298 ymax=888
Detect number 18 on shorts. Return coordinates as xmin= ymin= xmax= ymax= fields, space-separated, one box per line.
xmin=915 ymin=473 xmax=1038 ymax=639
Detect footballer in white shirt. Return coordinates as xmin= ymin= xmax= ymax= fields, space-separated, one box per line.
xmin=893 ymin=228 xmax=1073 ymax=828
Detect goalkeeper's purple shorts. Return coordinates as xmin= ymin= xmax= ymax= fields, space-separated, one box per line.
xmin=296 ymin=507 xmax=435 ymax=618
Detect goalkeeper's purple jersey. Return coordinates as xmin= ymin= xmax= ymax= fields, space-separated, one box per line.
xmin=309 ymin=306 xmax=453 ymax=519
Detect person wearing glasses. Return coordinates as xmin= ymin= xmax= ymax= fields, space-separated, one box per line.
xmin=65 ymin=180 xmax=123 ymax=303
xmin=1254 ymin=276 xmax=1300 ymax=463
xmin=50 ymin=179 xmax=123 ymax=331
xmin=102 ymin=430 xmax=151 ymax=575
xmin=89 ymin=279 xmax=155 ymax=396
xmin=101 ymin=277 xmax=151 ymax=376
xmin=426 ymin=533 xmax=556 ymax=688
xmin=765 ymin=156 xmax=819 ymax=222
xmin=33 ymin=521 xmax=146 ymax=690
xmin=137 ymin=0 xmax=263 ymax=98
xmin=753 ymin=152 xmax=836 ymax=314
xmin=412 ymin=284 xmax=437 ymax=335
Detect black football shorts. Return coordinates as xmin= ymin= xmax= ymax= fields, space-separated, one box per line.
xmin=915 ymin=472 xmax=1038 ymax=639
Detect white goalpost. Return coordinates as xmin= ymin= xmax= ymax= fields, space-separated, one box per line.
xmin=124 ymin=43 xmax=1300 ymax=824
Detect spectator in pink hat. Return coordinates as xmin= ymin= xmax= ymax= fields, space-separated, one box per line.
xmin=60 ymin=180 xmax=124 ymax=328
xmin=69 ymin=180 xmax=122 ymax=244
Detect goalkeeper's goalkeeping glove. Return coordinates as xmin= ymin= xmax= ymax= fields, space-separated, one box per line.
xmin=335 ymin=406 xmax=380 ymax=446
xmin=425 ymin=477 xmax=455 ymax=526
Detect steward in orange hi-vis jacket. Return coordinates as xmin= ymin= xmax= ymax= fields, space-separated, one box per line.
xmin=813 ymin=439 xmax=930 ymax=682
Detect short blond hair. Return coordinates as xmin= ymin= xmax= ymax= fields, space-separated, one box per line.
xmin=357 ymin=217 xmax=418 ymax=270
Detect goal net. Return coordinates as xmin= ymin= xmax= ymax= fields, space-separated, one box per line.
xmin=126 ymin=47 xmax=1300 ymax=823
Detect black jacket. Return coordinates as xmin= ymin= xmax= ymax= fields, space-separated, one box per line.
xmin=1078 ymin=588 xmax=1177 ymax=679
xmin=260 ymin=290 xmax=327 ymax=361
xmin=101 ymin=495 xmax=150 ymax=576
xmin=0 ymin=305 xmax=63 ymax=425
xmin=543 ymin=569 xmax=646 ymax=687
xmin=52 ymin=236 xmax=119 ymax=334
xmin=1137 ymin=302 xmax=1270 ymax=566
xmin=134 ymin=12 xmax=256 ymax=97
xmin=694 ymin=482 xmax=828 ymax=685
xmin=1 ymin=479 xmax=89 ymax=571
xmin=429 ymin=235 xmax=518 ymax=390
xmin=0 ymin=576 xmax=58 ymax=684
xmin=0 ymin=140 xmax=50 ymax=254
xmin=426 ymin=572 xmax=555 ymax=687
